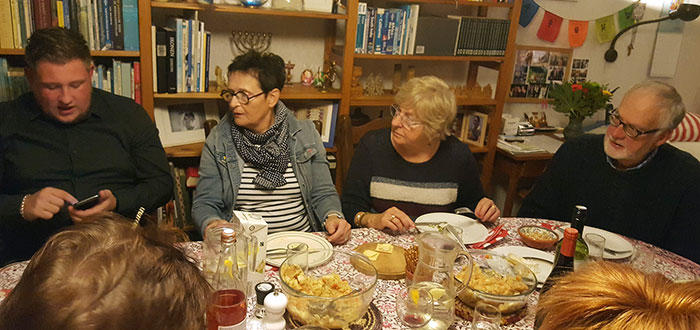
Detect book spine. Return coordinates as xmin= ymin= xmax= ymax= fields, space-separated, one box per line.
xmin=373 ymin=8 xmax=383 ymax=54
xmin=133 ymin=61 xmax=140 ymax=104
xmin=100 ymin=0 xmax=111 ymax=49
xmin=205 ymin=31 xmax=211 ymax=92
xmin=166 ymin=27 xmax=177 ymax=94
xmin=366 ymin=7 xmax=375 ymax=54
xmin=31 ymin=0 xmax=52 ymax=30
xmin=199 ymin=21 xmax=205 ymax=92
xmin=121 ymin=61 xmax=130 ymax=98
xmin=122 ymin=0 xmax=138 ymax=51
xmin=355 ymin=2 xmax=366 ymax=54
xmin=185 ymin=19 xmax=192 ymax=92
xmin=111 ymin=0 xmax=123 ymax=50
xmin=406 ymin=4 xmax=419 ymax=55
xmin=0 ymin=0 xmax=14 ymax=48
xmin=78 ymin=0 xmax=89 ymax=43
xmin=68 ymin=0 xmax=79 ymax=33
xmin=155 ymin=26 xmax=168 ymax=93
xmin=10 ymin=0 xmax=21 ymax=48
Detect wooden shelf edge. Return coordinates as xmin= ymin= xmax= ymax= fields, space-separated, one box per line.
xmin=0 ymin=49 xmax=139 ymax=57
xmin=155 ymin=85 xmax=342 ymax=100
xmin=402 ymin=0 xmax=513 ymax=7
xmin=349 ymin=94 xmax=497 ymax=106
xmin=353 ymin=54 xmax=505 ymax=62
xmin=151 ymin=1 xmax=346 ymax=20
xmin=469 ymin=145 xmax=489 ymax=154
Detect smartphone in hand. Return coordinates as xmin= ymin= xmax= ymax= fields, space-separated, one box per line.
xmin=73 ymin=194 xmax=100 ymax=210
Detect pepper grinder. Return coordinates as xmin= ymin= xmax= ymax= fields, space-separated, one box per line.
xmin=248 ymin=282 xmax=274 ymax=329
xmin=263 ymin=289 xmax=288 ymax=330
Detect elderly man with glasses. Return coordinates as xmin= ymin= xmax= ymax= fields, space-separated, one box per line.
xmin=519 ymin=81 xmax=700 ymax=263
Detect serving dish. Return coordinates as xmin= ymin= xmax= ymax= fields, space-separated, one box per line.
xmin=279 ymin=250 xmax=377 ymax=328
xmin=517 ymin=225 xmax=559 ymax=250
xmin=456 ymin=249 xmax=537 ymax=315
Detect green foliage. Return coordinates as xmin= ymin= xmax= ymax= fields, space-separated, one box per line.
xmin=549 ymin=81 xmax=613 ymax=119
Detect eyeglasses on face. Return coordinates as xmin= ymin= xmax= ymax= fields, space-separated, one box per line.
xmin=220 ymin=89 xmax=265 ymax=105
xmin=608 ymin=109 xmax=661 ymax=139
xmin=390 ymin=104 xmax=422 ymax=128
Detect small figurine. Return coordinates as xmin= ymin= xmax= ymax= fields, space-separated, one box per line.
xmin=284 ymin=61 xmax=295 ymax=85
xmin=350 ymin=66 xmax=363 ymax=97
xmin=300 ymin=68 xmax=314 ymax=86
xmin=214 ymin=66 xmax=227 ymax=92
xmin=392 ymin=64 xmax=402 ymax=94
xmin=324 ymin=61 xmax=338 ymax=91
xmin=313 ymin=67 xmax=325 ymax=90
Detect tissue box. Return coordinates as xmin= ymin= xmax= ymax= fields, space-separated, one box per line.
xmin=231 ymin=211 xmax=268 ymax=286
xmin=303 ymin=0 xmax=333 ymax=12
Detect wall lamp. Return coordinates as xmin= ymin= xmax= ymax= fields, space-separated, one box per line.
xmin=605 ymin=0 xmax=700 ymax=62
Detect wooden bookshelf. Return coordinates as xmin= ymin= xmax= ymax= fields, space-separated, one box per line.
xmin=165 ymin=142 xmax=338 ymax=158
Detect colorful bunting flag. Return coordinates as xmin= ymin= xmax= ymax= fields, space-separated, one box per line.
xmin=595 ymin=15 xmax=617 ymax=43
xmin=520 ymin=0 xmax=539 ymax=27
xmin=618 ymin=4 xmax=637 ymax=31
xmin=537 ymin=11 xmax=563 ymax=42
xmin=568 ymin=21 xmax=589 ymax=48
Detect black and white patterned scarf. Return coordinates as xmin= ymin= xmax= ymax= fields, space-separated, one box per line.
xmin=230 ymin=103 xmax=291 ymax=189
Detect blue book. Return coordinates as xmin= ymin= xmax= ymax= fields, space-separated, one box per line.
xmin=168 ymin=18 xmax=183 ymax=93
xmin=97 ymin=65 xmax=104 ymax=91
xmin=373 ymin=8 xmax=384 ymax=54
xmin=99 ymin=0 xmax=112 ymax=49
xmin=366 ymin=7 xmax=376 ymax=54
xmin=186 ymin=19 xmax=193 ymax=92
xmin=355 ymin=2 xmax=367 ymax=54
xmin=60 ymin=0 xmax=70 ymax=30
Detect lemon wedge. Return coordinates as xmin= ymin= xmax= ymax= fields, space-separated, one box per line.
xmin=409 ymin=288 xmax=420 ymax=304
xmin=429 ymin=287 xmax=446 ymax=301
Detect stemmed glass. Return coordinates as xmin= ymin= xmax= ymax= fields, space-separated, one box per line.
xmin=396 ymin=285 xmax=433 ymax=328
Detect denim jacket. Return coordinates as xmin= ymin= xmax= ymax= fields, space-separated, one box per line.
xmin=192 ymin=102 xmax=342 ymax=236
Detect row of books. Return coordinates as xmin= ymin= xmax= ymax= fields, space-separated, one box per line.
xmin=0 ymin=0 xmax=139 ymax=51
xmin=91 ymin=60 xmax=141 ymax=104
xmin=450 ymin=16 xmax=510 ymax=56
xmin=354 ymin=3 xmax=420 ymax=55
xmin=0 ymin=58 xmax=29 ymax=102
xmin=152 ymin=14 xmax=212 ymax=94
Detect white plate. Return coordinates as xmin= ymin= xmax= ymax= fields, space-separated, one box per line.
xmin=414 ymin=213 xmax=488 ymax=244
xmin=583 ymin=226 xmax=635 ymax=260
xmin=265 ymin=232 xmax=334 ymax=268
xmin=491 ymin=246 xmax=554 ymax=286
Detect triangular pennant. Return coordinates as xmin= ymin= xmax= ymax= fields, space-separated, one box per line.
xmin=568 ymin=20 xmax=589 ymax=48
xmin=520 ymin=0 xmax=539 ymax=27
xmin=537 ymin=11 xmax=563 ymax=42
xmin=618 ymin=4 xmax=637 ymax=31
xmin=595 ymin=14 xmax=617 ymax=43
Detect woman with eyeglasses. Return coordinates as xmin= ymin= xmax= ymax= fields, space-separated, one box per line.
xmin=342 ymin=76 xmax=500 ymax=232
xmin=192 ymin=51 xmax=351 ymax=244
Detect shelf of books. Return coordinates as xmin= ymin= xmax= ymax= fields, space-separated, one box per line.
xmin=151 ymin=1 xmax=346 ymax=20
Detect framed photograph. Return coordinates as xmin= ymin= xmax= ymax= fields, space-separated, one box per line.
xmin=507 ymin=45 xmax=573 ymax=103
xmin=463 ymin=112 xmax=489 ymax=147
xmin=452 ymin=113 xmax=467 ymax=141
xmin=294 ymin=102 xmax=339 ymax=148
xmin=154 ymin=100 xmax=220 ymax=147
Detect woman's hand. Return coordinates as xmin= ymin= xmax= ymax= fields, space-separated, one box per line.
xmin=475 ymin=197 xmax=500 ymax=223
xmin=364 ymin=207 xmax=414 ymax=232
xmin=325 ymin=215 xmax=352 ymax=244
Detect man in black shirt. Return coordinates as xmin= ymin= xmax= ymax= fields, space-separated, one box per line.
xmin=519 ymin=81 xmax=700 ymax=263
xmin=0 ymin=28 xmax=172 ymax=265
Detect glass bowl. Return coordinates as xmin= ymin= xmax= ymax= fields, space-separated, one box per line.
xmin=456 ymin=249 xmax=537 ymax=314
xmin=518 ymin=225 xmax=559 ymax=250
xmin=279 ymin=250 xmax=377 ymax=328
xmin=239 ymin=0 xmax=268 ymax=7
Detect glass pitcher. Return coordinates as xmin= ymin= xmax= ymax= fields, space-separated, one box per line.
xmin=409 ymin=232 xmax=473 ymax=330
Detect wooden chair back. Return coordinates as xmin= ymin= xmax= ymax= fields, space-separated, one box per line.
xmin=335 ymin=114 xmax=392 ymax=193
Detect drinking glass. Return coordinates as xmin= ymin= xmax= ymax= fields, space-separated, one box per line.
xmin=396 ymin=285 xmax=433 ymax=328
xmin=584 ymin=233 xmax=606 ymax=262
xmin=286 ymin=242 xmax=309 ymax=272
xmin=471 ymin=301 xmax=501 ymax=330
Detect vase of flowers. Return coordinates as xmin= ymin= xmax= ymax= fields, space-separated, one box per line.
xmin=549 ymin=81 xmax=613 ymax=140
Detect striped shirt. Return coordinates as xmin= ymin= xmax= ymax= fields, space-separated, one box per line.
xmin=235 ymin=162 xmax=311 ymax=233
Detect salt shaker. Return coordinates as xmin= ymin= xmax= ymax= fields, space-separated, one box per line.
xmin=263 ymin=289 xmax=287 ymax=330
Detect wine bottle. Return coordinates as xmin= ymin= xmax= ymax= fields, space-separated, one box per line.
xmin=553 ymin=205 xmax=589 ymax=268
xmin=539 ymin=227 xmax=578 ymax=296
xmin=207 ymin=228 xmax=248 ymax=330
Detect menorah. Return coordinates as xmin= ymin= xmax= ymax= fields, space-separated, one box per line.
xmin=230 ymin=31 xmax=272 ymax=55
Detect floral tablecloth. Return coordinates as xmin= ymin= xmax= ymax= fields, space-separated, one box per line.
xmin=1 ymin=217 xmax=698 ymax=329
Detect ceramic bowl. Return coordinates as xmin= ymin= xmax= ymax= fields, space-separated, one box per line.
xmin=518 ymin=225 xmax=559 ymax=250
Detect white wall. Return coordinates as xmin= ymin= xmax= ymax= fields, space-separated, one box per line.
xmin=505 ymin=0 xmax=700 ymax=128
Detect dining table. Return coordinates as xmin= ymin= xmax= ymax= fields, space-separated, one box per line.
xmin=1 ymin=217 xmax=698 ymax=329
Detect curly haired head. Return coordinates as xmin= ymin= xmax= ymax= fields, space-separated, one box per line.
xmin=0 ymin=213 xmax=212 ymax=330
xmin=536 ymin=261 xmax=700 ymax=330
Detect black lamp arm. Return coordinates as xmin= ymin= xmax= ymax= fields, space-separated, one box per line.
xmin=608 ymin=16 xmax=673 ymax=52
